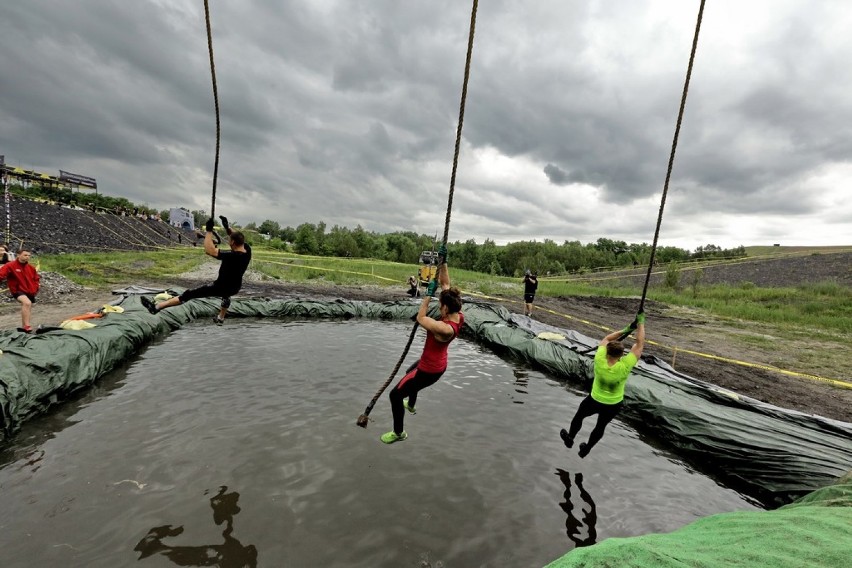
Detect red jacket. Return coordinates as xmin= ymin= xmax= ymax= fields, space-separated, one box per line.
xmin=0 ymin=259 xmax=40 ymax=296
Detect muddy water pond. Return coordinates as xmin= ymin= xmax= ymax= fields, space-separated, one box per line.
xmin=0 ymin=319 xmax=758 ymax=567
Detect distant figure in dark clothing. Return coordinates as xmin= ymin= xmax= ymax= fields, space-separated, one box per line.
xmin=142 ymin=216 xmax=251 ymax=325
xmin=523 ymin=270 xmax=538 ymax=316
xmin=0 ymin=244 xmax=9 ymax=265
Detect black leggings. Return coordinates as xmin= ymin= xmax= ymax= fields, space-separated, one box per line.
xmin=388 ymin=361 xmax=444 ymax=434
xmin=566 ymin=396 xmax=623 ymax=451
xmin=179 ymin=284 xmax=236 ymax=305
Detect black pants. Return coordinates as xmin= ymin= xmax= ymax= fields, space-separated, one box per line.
xmin=566 ymin=396 xmax=623 ymax=451
xmin=179 ymin=283 xmax=236 ymax=303
xmin=388 ymin=361 xmax=444 ymax=434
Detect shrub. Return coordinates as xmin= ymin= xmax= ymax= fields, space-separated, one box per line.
xmin=690 ymin=267 xmax=703 ymax=297
xmin=664 ymin=261 xmax=681 ymax=290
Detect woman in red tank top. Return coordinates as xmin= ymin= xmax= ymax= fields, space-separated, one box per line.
xmin=381 ymin=261 xmax=464 ymax=444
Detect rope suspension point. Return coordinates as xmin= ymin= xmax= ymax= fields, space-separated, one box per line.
xmin=357 ymin=0 xmax=480 ymax=428
xmin=203 ymin=0 xmax=221 ymax=220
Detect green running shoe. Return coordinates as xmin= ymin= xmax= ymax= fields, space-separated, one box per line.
xmin=380 ymin=431 xmax=408 ymax=444
xmin=403 ymin=398 xmax=416 ymax=414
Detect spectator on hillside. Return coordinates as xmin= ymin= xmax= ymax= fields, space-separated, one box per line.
xmin=0 ymin=244 xmax=9 ymax=265
xmin=0 ymin=248 xmax=40 ymax=333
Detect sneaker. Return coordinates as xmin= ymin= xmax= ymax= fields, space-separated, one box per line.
xmin=380 ymin=431 xmax=408 ymax=444
xmin=578 ymin=442 xmax=590 ymax=458
xmin=403 ymin=398 xmax=416 ymax=415
xmin=213 ymin=316 xmax=224 ymax=326
xmin=140 ymin=296 xmax=158 ymax=315
xmin=559 ymin=428 xmax=574 ymax=449
xmin=17 ymin=326 xmax=33 ymax=334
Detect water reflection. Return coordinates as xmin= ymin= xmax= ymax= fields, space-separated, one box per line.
xmin=555 ymin=469 xmax=597 ymax=547
xmin=134 ymin=486 xmax=258 ymax=567
xmin=511 ymin=368 xmax=529 ymax=404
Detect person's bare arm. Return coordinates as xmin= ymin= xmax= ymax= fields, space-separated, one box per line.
xmin=599 ymin=328 xmax=625 ymax=346
xmin=630 ymin=323 xmax=645 ymax=359
xmin=437 ymin=263 xmax=450 ymax=291
xmin=204 ymin=231 xmax=219 ymax=257
xmin=416 ymin=295 xmax=454 ymax=341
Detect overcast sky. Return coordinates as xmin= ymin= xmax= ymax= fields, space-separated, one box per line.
xmin=2 ymin=0 xmax=851 ymax=250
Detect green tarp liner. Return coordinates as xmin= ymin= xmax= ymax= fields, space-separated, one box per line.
xmin=543 ymin=473 xmax=852 ymax=568
xmin=0 ymin=293 xmax=850 ymax=508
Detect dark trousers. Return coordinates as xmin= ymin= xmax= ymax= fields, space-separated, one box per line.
xmin=388 ymin=361 xmax=444 ymax=434
xmin=179 ymin=283 xmax=236 ymax=303
xmin=566 ymin=396 xmax=623 ymax=451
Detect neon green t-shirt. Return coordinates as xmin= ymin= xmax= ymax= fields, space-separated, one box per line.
xmin=591 ymin=345 xmax=638 ymax=404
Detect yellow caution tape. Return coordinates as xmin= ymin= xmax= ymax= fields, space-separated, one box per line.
xmin=463 ymin=290 xmax=852 ymax=390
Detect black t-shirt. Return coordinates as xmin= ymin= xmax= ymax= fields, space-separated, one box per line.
xmin=214 ymin=243 xmax=252 ymax=293
xmin=524 ymin=276 xmax=538 ymax=295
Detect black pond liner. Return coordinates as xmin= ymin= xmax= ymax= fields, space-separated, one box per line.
xmin=0 ymin=289 xmax=849 ymax=509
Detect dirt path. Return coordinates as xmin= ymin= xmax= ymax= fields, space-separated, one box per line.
xmin=4 ymin=270 xmax=849 ymax=424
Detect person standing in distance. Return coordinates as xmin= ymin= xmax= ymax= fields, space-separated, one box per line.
xmin=0 ymin=248 xmax=40 ymax=333
xmin=142 ymin=216 xmax=251 ymax=325
xmin=523 ymin=269 xmax=538 ymax=317
xmin=560 ymin=313 xmax=646 ymax=457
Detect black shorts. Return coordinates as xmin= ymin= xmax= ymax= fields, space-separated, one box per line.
xmin=524 ymin=294 xmax=536 ymax=303
xmin=179 ymin=284 xmax=235 ymax=303
xmin=12 ymin=293 xmax=37 ymax=303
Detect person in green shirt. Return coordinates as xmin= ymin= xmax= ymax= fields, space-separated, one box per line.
xmin=560 ymin=313 xmax=646 ymax=457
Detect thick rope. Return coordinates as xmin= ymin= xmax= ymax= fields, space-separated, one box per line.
xmin=442 ymin=0 xmax=479 ymax=248
xmin=580 ymin=0 xmax=705 ymax=353
xmin=203 ymin=0 xmax=221 ymax=220
xmin=636 ymin=0 xmax=705 ymax=315
xmin=358 ymin=0 xmax=479 ymax=426
xmin=3 ymin=170 xmax=9 ymax=245
xmin=356 ymin=323 xmax=421 ymax=425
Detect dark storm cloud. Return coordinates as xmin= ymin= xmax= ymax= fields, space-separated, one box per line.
xmin=1 ymin=1 xmax=850 ymax=247
xmin=543 ymin=164 xmax=568 ymax=185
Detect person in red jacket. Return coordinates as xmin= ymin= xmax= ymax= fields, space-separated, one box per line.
xmin=381 ymin=245 xmax=464 ymax=444
xmin=0 ymin=249 xmax=40 ymax=332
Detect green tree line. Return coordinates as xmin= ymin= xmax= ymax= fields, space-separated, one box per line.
xmin=11 ymin=182 xmax=745 ymax=275
xmin=249 ymin=219 xmax=746 ymax=276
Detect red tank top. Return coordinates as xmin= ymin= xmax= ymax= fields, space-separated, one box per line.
xmin=417 ymin=313 xmax=464 ymax=373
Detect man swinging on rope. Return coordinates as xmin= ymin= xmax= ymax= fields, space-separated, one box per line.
xmin=560 ymin=313 xmax=646 ymax=457
xmin=142 ymin=216 xmax=251 ymax=325
xmin=381 ymin=246 xmax=464 ymax=444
